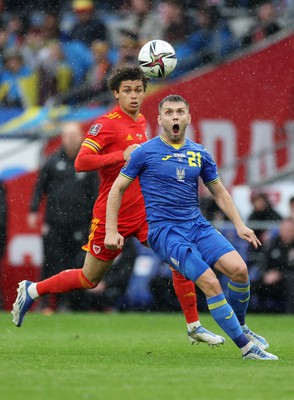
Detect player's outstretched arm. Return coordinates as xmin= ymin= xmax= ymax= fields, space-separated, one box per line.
xmin=208 ymin=180 xmax=261 ymax=249
xmin=104 ymin=174 xmax=133 ymax=250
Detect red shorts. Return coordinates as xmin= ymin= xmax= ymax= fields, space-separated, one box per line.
xmin=82 ymin=216 xmax=148 ymax=261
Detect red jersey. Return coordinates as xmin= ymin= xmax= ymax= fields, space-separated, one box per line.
xmin=76 ymin=105 xmax=148 ymax=225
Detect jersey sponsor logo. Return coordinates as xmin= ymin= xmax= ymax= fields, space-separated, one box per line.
xmin=93 ymin=245 xmax=101 ymax=254
xmin=126 ymin=134 xmax=133 ymax=140
xmin=174 ymin=153 xmax=185 ymax=162
xmin=89 ymin=124 xmax=102 ymax=136
xmin=162 ymin=155 xmax=172 ymax=161
xmin=176 ymin=167 xmax=185 ymax=182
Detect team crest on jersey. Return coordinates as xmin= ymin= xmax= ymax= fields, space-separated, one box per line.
xmin=89 ymin=123 xmax=102 ymax=136
xmin=176 ymin=167 xmax=185 ymax=182
xmin=93 ymin=245 xmax=101 ymax=254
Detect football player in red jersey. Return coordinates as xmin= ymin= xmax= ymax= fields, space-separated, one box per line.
xmin=12 ymin=65 xmax=224 ymax=346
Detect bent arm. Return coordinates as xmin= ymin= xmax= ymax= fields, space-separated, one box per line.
xmin=74 ymin=145 xmax=124 ymax=172
xmin=207 ymin=180 xmax=261 ymax=248
xmin=104 ymin=174 xmax=133 ymax=250
xmin=75 ymin=143 xmax=140 ymax=172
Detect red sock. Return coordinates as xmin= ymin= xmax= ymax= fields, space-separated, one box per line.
xmin=36 ymin=269 xmax=95 ymax=296
xmin=172 ymin=268 xmax=199 ymax=324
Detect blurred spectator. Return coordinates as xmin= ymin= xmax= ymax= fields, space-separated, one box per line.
xmin=246 ymin=191 xmax=282 ymax=305
xmin=108 ymin=0 xmax=162 ymax=48
xmin=0 ymin=47 xmax=37 ymax=108
xmin=247 ymin=191 xmax=282 ymax=244
xmin=200 ymin=191 xmax=227 ymax=223
xmin=61 ymin=40 xmax=93 ymax=86
xmin=289 ymin=196 xmax=294 ymax=222
xmin=187 ymin=4 xmax=238 ymax=66
xmin=37 ymin=40 xmax=73 ymax=105
xmin=5 ymin=0 xmax=62 ymax=15
xmin=21 ymin=27 xmax=45 ymax=70
xmin=0 ymin=23 xmax=8 ymax=71
xmin=86 ymin=40 xmax=112 ymax=92
xmin=62 ymin=39 xmax=112 ymax=106
xmin=257 ymin=218 xmax=294 ymax=313
xmin=41 ymin=13 xmax=64 ymax=42
xmin=0 ymin=180 xmax=7 ymax=309
xmin=241 ymin=1 xmax=281 ymax=47
xmin=158 ymin=0 xmax=195 ymax=46
xmin=116 ymin=29 xmax=142 ymax=65
xmin=5 ymin=14 xmax=28 ymax=48
xmin=69 ymin=0 xmax=108 ymax=46
xmin=28 ymin=121 xmax=98 ymax=312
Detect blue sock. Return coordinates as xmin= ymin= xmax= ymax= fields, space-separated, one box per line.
xmin=207 ymin=293 xmax=250 ymax=348
xmin=227 ymin=280 xmax=250 ymax=326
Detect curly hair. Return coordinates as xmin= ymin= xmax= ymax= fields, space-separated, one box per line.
xmin=107 ymin=64 xmax=148 ymax=92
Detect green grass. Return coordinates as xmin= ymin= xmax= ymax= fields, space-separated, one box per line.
xmin=0 ymin=312 xmax=293 ymax=400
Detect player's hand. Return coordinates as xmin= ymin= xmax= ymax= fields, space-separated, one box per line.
xmin=104 ymin=232 xmax=125 ymax=250
xmin=123 ymin=144 xmax=140 ymax=160
xmin=236 ymin=225 xmax=261 ymax=249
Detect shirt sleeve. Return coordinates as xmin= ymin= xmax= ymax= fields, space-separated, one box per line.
xmin=200 ymin=148 xmax=220 ymax=186
xmin=75 ymin=119 xmax=125 ymax=171
xmin=120 ymin=145 xmax=145 ymax=180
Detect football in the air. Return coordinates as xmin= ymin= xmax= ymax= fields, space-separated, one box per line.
xmin=138 ymin=40 xmax=177 ymax=78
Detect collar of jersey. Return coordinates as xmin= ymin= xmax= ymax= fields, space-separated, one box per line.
xmin=160 ymin=135 xmax=185 ymax=150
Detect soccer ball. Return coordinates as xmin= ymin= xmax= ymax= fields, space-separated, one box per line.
xmin=138 ymin=40 xmax=177 ymax=78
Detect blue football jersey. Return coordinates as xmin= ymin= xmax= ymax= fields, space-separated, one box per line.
xmin=120 ymin=135 xmax=220 ymax=224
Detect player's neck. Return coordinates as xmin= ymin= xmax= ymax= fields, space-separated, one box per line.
xmin=119 ymin=105 xmax=139 ymax=121
xmin=161 ymin=133 xmax=185 ymax=148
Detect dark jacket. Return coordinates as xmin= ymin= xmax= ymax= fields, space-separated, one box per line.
xmin=30 ymin=148 xmax=98 ymax=227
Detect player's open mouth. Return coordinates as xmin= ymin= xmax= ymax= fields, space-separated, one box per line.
xmin=173 ymin=124 xmax=179 ymax=133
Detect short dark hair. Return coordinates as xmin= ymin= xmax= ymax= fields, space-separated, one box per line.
xmin=158 ymin=94 xmax=189 ymax=113
xmin=107 ymin=64 xmax=148 ymax=92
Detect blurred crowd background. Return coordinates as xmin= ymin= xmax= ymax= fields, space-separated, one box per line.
xmin=1 ymin=0 xmax=294 ymax=315
xmin=0 ymin=0 xmax=293 ymax=108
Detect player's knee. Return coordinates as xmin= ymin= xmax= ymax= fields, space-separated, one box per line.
xmin=230 ymin=262 xmax=248 ymax=283
xmin=196 ymin=272 xmax=222 ymax=298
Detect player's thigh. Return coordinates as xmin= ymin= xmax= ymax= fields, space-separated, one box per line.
xmin=214 ymin=250 xmax=248 ymax=282
xmin=82 ymin=251 xmax=113 ymax=285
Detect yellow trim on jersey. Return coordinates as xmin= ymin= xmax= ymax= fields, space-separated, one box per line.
xmin=120 ymin=172 xmax=134 ymax=181
xmin=106 ymin=111 xmax=121 ymax=119
xmin=84 ymin=137 xmax=102 ymax=149
xmin=82 ymin=143 xmax=98 ymax=153
xmin=160 ymin=135 xmax=185 ymax=149
xmin=82 ymin=138 xmax=102 ymax=153
xmin=206 ymin=177 xmax=220 ymax=186
xmin=207 ymin=298 xmax=227 ymax=310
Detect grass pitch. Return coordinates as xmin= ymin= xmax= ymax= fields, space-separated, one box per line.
xmin=0 ymin=311 xmax=293 ymax=400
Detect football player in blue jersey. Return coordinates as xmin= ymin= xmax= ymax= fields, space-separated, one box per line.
xmin=104 ymin=94 xmax=279 ymax=360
